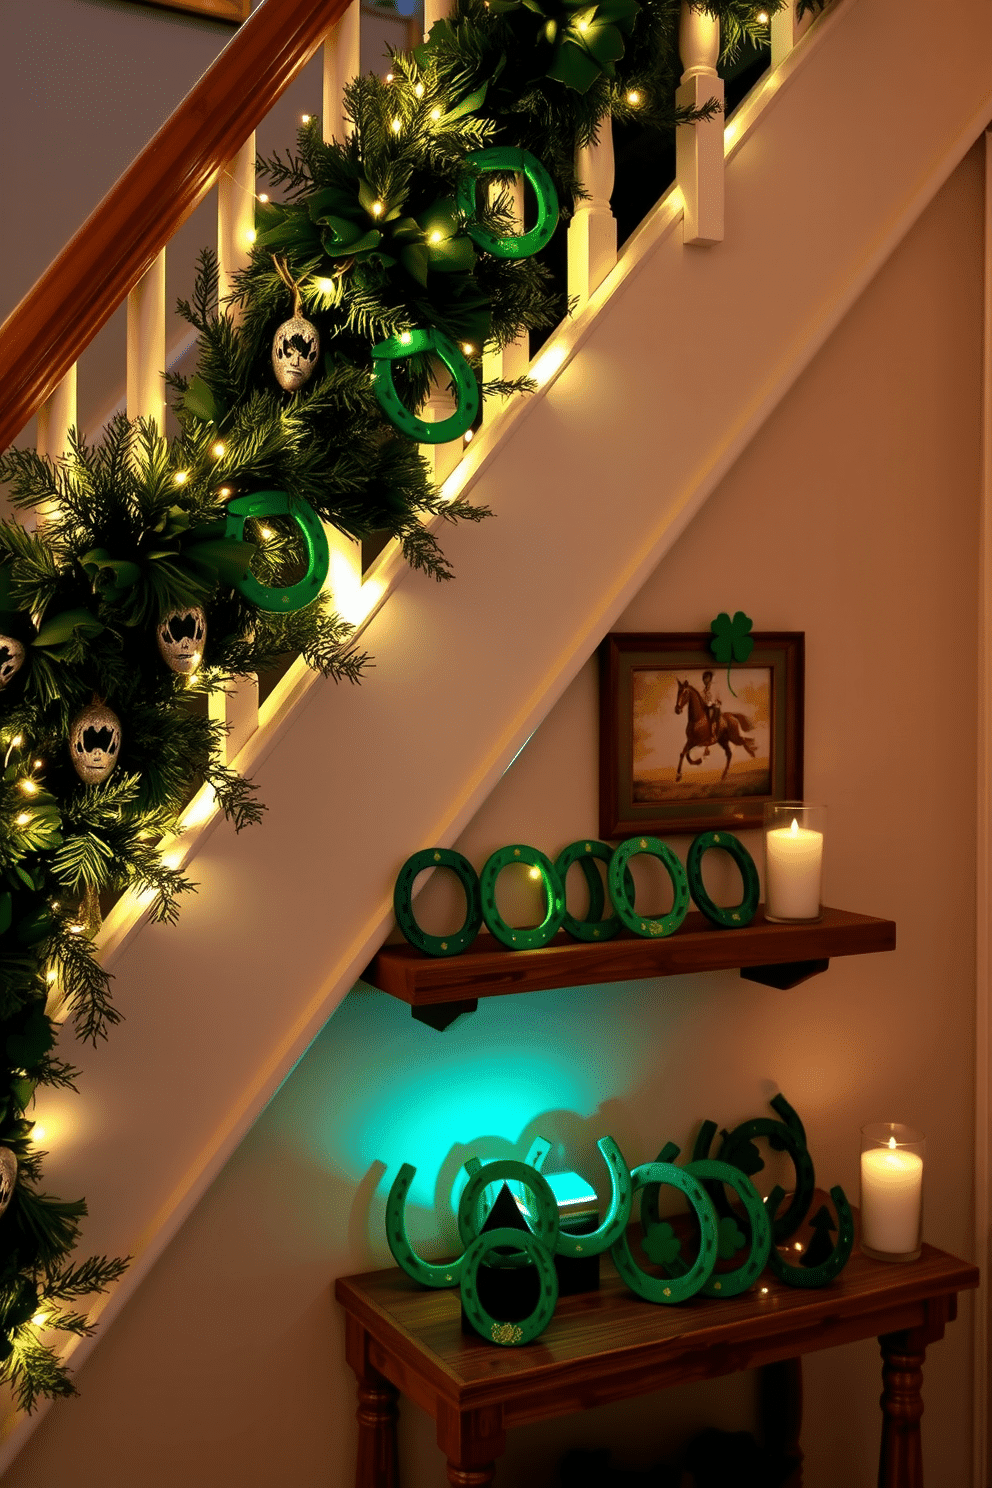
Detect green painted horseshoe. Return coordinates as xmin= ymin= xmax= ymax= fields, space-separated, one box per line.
xmin=610 ymin=1161 xmax=718 ymax=1304
xmin=393 ymin=847 xmax=482 ymax=957
xmin=460 ymin=1227 xmax=559 ymax=1345
xmin=554 ymin=840 xmax=633 ymax=943
xmin=457 ymin=1159 xmax=560 ymax=1252
xmin=717 ymin=1100 xmax=815 ymax=1245
xmin=462 ymin=1136 xmax=550 ymax=1228
xmin=385 ymin=1163 xmax=465 ymax=1288
xmin=371 ymin=327 xmax=478 ymax=444
xmin=479 ymin=844 xmax=565 ymax=950
xmin=608 ymin=836 xmax=691 ymax=939
xmin=224 ymin=491 xmax=328 ymax=611
xmin=686 ymin=831 xmax=760 ymax=929
xmin=766 ymin=1184 xmax=854 ymax=1288
xmin=682 ymin=1160 xmax=771 ymax=1298
xmin=457 ymin=147 xmax=559 ymax=260
xmin=555 ymin=1137 xmax=632 ymax=1258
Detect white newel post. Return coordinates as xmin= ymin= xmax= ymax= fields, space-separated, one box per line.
xmin=216 ymin=132 xmax=260 ymax=756
xmin=567 ymin=121 xmax=618 ymax=305
xmin=771 ymin=3 xmax=814 ymax=68
xmin=218 ymin=133 xmax=257 ymax=316
xmin=421 ymin=0 xmax=464 ymax=481
xmin=126 ymin=250 xmax=167 ymax=429
xmin=323 ymin=1 xmax=361 ymax=143
xmin=676 ymin=1 xmax=724 ymax=246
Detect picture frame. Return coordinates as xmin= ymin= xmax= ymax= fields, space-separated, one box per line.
xmin=599 ymin=632 xmax=804 ymax=838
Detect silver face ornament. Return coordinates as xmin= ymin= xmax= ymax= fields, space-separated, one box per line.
xmin=271 ymin=316 xmax=320 ymax=392
xmin=69 ymin=702 xmax=122 ymax=785
xmin=0 ymin=636 xmax=25 ymax=690
xmin=157 ymin=606 xmax=206 ymax=675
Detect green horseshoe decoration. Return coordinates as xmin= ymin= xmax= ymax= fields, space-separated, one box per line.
xmin=393 ymin=847 xmax=483 ymax=956
xmin=686 ymin=832 xmax=760 ymax=929
xmin=460 ymin=1227 xmax=559 ymax=1345
xmin=479 ymin=844 xmax=565 ymax=950
xmin=554 ymin=1137 xmax=632 ymax=1258
xmin=224 ymin=491 xmax=329 ymax=611
xmin=457 ymin=147 xmax=559 ymax=260
xmin=682 ymin=1160 xmax=772 ymax=1298
xmin=371 ymin=327 xmax=479 ymax=444
xmin=766 ymin=1185 xmax=854 ymax=1288
xmin=717 ymin=1096 xmax=815 ymax=1245
xmin=385 ymin=1163 xmax=466 ymax=1288
xmin=462 ymin=1136 xmax=551 ymax=1228
xmin=457 ymin=1159 xmax=561 ymax=1252
xmin=608 ymin=836 xmax=691 ymax=939
xmin=610 ymin=1161 xmax=719 ymax=1304
xmin=554 ymin=840 xmax=632 ymax=942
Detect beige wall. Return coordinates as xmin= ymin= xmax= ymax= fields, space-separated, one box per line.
xmin=2 ymin=132 xmax=984 ymax=1488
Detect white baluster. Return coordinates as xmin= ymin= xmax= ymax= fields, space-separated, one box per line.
xmin=217 ymin=134 xmax=259 ymax=753
xmin=483 ymin=176 xmax=530 ymax=394
xmin=218 ymin=133 xmax=257 ymax=319
xmin=771 ymin=3 xmax=814 ymax=68
xmin=675 ymin=2 xmax=724 ymax=246
xmin=37 ymin=367 xmax=78 ymax=462
xmin=126 ymin=250 xmax=167 ymax=429
xmin=35 ymin=366 xmax=77 ymax=528
xmin=568 ymin=121 xmax=617 ymax=305
xmin=209 ymin=676 xmax=259 ymax=764
xmin=323 ymin=1 xmax=361 ymax=144
xmin=420 ymin=0 xmax=465 ymax=480
xmin=324 ymin=524 xmax=365 ymax=626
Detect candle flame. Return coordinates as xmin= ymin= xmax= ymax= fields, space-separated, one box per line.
xmin=888 ymin=1136 xmax=897 ymax=1149
xmin=790 ymin=818 xmax=799 ymax=834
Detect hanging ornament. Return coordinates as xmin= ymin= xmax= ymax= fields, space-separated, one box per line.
xmin=156 ymin=606 xmax=206 ymax=675
xmin=270 ymin=256 xmax=320 ymax=392
xmin=69 ymin=700 xmax=122 ymax=785
xmin=0 ymin=636 xmax=25 ymax=690
xmin=371 ymin=327 xmax=478 ymax=444
xmin=0 ymin=1147 xmax=16 ymax=1220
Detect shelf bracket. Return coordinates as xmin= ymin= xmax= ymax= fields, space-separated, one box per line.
xmin=740 ymin=959 xmax=830 ymax=991
xmin=411 ymin=1000 xmax=479 ymax=1032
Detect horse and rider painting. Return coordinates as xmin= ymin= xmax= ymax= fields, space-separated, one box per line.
xmin=632 ymin=666 xmax=772 ymax=802
xmin=598 ymin=632 xmax=804 ymax=838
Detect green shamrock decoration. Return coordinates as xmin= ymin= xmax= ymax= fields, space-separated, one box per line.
xmin=642 ymin=1221 xmax=682 ymax=1268
xmin=717 ymin=1215 xmax=747 ymax=1262
xmin=709 ymin=610 xmax=754 ymax=698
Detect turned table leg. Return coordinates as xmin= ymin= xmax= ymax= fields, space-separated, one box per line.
xmin=760 ymin=1356 xmax=804 ymax=1486
xmin=878 ymin=1329 xmax=928 ymax=1488
xmin=355 ymin=1369 xmax=400 ymax=1488
xmin=445 ymin=1465 xmax=496 ymax=1486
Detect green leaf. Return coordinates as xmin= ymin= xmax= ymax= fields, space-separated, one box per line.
xmin=32 ymin=609 xmax=104 ymax=648
xmin=400 ymin=244 xmax=430 ymax=287
xmin=182 ymin=375 xmax=222 ymax=426
xmin=442 ymin=81 xmax=489 ymax=121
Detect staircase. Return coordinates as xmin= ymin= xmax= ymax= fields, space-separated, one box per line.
xmin=1 ymin=0 xmax=991 ymax=1467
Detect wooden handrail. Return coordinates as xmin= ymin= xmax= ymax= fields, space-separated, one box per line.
xmin=0 ymin=0 xmax=350 ymax=453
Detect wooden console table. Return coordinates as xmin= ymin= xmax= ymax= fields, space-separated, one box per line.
xmin=335 ymin=1207 xmax=977 ymax=1487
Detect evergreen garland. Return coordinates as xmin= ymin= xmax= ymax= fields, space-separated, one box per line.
xmin=0 ymin=0 xmax=816 ymax=1410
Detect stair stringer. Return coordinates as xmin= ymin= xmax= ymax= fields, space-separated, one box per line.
xmin=4 ymin=0 xmax=991 ymax=1461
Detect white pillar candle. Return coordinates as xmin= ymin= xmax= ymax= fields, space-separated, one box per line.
xmin=860 ymin=1140 xmax=923 ymax=1255
xmin=765 ymin=817 xmax=823 ymax=920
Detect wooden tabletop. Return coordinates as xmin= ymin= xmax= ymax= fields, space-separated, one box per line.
xmin=336 ymin=1218 xmax=976 ymax=1429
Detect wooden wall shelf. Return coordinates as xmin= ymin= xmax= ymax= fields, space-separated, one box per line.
xmin=363 ymin=905 xmax=896 ymax=1029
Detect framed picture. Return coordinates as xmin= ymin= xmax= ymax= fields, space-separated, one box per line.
xmin=599 ymin=632 xmax=804 ymax=837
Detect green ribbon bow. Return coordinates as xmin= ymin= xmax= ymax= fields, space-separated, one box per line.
xmin=488 ymin=0 xmax=641 ymax=91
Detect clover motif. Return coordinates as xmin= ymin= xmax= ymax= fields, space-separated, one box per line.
xmin=709 ymin=610 xmax=753 ymax=697
xmin=642 ymin=1221 xmax=682 ymax=1268
xmin=717 ymin=1216 xmax=747 ymax=1262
